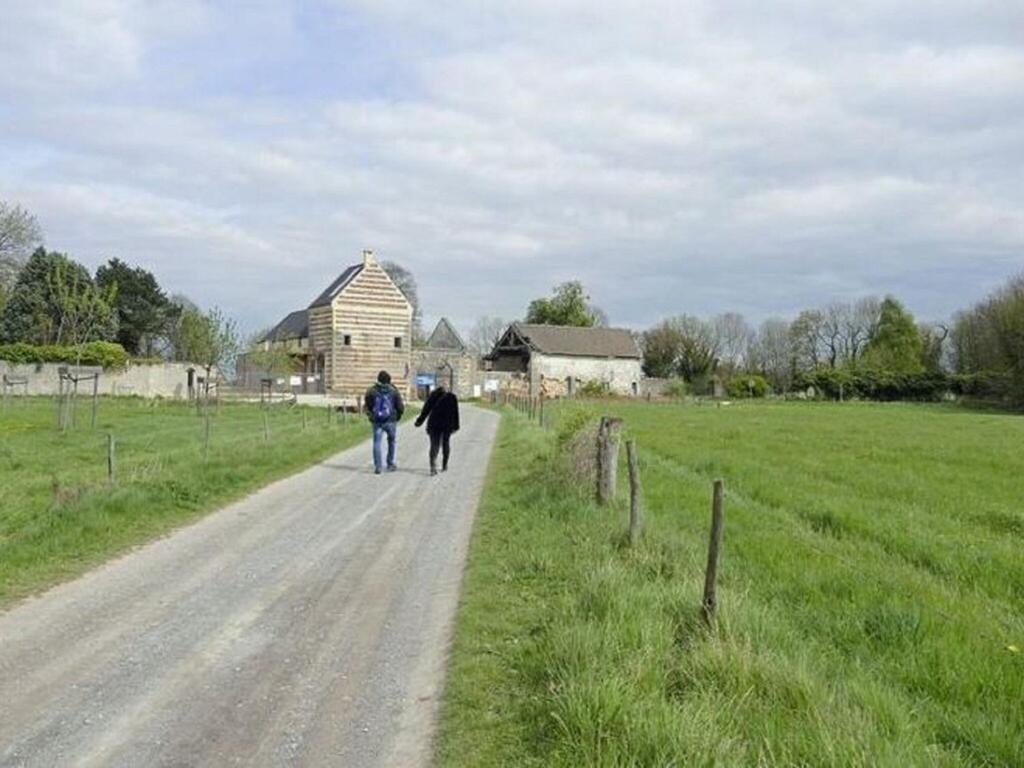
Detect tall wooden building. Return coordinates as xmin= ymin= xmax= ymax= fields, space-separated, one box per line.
xmin=308 ymin=250 xmax=414 ymax=399
xmin=252 ymin=251 xmax=413 ymax=398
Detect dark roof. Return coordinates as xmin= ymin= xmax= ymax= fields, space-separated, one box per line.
xmin=426 ymin=318 xmax=467 ymax=351
xmin=262 ymin=309 xmax=309 ymax=342
xmin=308 ymin=264 xmax=363 ymax=308
xmin=511 ymin=323 xmax=641 ymax=359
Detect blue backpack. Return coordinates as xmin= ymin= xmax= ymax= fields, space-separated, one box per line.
xmin=372 ymin=389 xmax=394 ymax=423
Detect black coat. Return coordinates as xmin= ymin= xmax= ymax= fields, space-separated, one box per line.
xmin=415 ymin=388 xmax=460 ymax=435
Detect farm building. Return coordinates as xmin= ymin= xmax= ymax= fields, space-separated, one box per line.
xmin=250 ymin=250 xmax=413 ymax=398
xmin=487 ymin=322 xmax=642 ymax=397
xmin=412 ymin=318 xmax=480 ymax=400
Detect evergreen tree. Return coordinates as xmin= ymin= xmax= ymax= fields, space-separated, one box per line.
xmin=95 ymin=258 xmax=173 ymax=356
xmin=862 ymin=296 xmax=923 ymax=373
xmin=0 ymin=247 xmax=116 ymax=344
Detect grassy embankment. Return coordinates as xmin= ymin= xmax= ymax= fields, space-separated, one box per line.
xmin=0 ymin=397 xmax=371 ymax=607
xmin=438 ymin=400 xmax=1024 ymax=767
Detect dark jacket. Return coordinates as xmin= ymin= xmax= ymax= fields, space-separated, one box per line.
xmin=415 ymin=388 xmax=460 ymax=435
xmin=364 ymin=382 xmax=405 ymax=423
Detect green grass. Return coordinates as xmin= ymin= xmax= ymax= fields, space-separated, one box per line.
xmin=437 ymin=401 xmax=1024 ymax=767
xmin=0 ymin=396 xmax=372 ymax=607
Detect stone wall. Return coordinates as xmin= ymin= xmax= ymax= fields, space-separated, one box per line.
xmin=0 ymin=361 xmax=201 ymax=399
xmin=532 ymin=354 xmax=643 ymax=396
xmin=411 ymin=349 xmax=481 ymax=399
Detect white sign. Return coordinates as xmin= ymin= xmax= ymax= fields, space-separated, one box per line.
xmin=484 ymin=379 xmax=499 ymax=392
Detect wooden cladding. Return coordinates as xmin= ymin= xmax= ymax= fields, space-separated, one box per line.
xmin=307 ymin=259 xmax=413 ymax=398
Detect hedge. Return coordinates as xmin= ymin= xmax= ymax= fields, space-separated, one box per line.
xmin=795 ymin=367 xmax=950 ymax=402
xmin=0 ymin=342 xmax=129 ymax=369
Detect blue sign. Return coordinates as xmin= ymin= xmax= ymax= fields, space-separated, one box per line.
xmin=416 ymin=374 xmax=437 ymax=386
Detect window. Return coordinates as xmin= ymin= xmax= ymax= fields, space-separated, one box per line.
xmin=343 ymin=334 xmax=352 ymax=346
xmin=394 ymin=336 xmax=403 ymax=349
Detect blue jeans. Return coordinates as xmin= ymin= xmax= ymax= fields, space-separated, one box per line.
xmin=372 ymin=421 xmax=397 ymax=471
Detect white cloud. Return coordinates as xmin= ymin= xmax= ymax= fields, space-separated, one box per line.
xmin=1 ymin=0 xmax=1022 ymax=334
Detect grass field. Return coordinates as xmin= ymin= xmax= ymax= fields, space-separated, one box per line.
xmin=0 ymin=396 xmax=371 ymax=607
xmin=437 ymin=401 xmax=1024 ymax=767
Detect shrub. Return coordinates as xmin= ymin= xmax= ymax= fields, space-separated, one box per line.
xmin=727 ymin=374 xmax=770 ymax=399
xmin=796 ymin=367 xmax=949 ymax=402
xmin=0 ymin=341 xmax=129 ymax=369
xmin=663 ymin=378 xmax=688 ymax=399
xmin=577 ymin=379 xmax=611 ymax=398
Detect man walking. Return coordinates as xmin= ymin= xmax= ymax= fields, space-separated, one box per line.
xmin=365 ymin=370 xmax=404 ymax=474
xmin=414 ymin=385 xmax=460 ymax=476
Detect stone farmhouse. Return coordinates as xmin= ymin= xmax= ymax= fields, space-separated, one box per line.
xmin=487 ymin=322 xmax=643 ymax=397
xmin=254 ymin=250 xmax=413 ymax=399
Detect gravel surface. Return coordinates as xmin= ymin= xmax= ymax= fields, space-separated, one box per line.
xmin=0 ymin=406 xmax=500 ymax=767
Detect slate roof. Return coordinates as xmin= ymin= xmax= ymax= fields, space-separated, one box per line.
xmin=426 ymin=317 xmax=467 ymax=351
xmin=308 ymin=264 xmax=363 ymax=308
xmin=261 ymin=309 xmax=309 ymax=342
xmin=512 ymin=323 xmax=641 ymax=359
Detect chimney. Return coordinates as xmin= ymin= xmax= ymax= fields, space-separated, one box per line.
xmin=362 ymin=249 xmax=376 ymax=267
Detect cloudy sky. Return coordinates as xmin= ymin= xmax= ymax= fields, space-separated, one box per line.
xmin=2 ymin=1 xmax=1022 ymax=336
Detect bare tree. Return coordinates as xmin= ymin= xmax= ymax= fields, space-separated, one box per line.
xmin=380 ymin=260 xmax=423 ymax=343
xmin=712 ymin=312 xmax=752 ymax=371
xmin=0 ymin=201 xmax=43 ymax=291
xmin=750 ymin=318 xmax=793 ymax=392
xmin=468 ymin=315 xmax=509 ymax=354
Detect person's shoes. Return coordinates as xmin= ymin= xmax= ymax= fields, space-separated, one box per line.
xmin=430 ymin=467 xmax=438 ymax=476
xmin=374 ymin=468 xmax=382 ymax=475
xmin=442 ymin=465 xmax=448 ymax=472
xmin=387 ymin=465 xmax=398 ymax=472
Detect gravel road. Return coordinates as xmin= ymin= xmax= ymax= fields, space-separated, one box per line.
xmin=0 ymin=405 xmax=499 ymax=767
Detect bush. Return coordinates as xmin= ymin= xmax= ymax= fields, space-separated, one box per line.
xmin=796 ymin=367 xmax=949 ymax=402
xmin=0 ymin=341 xmax=129 ymax=369
xmin=663 ymin=378 xmax=688 ymax=399
xmin=576 ymin=379 xmax=611 ymax=398
xmin=727 ymin=374 xmax=770 ymax=399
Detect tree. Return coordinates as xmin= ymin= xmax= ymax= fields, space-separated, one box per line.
xmin=178 ymin=307 xmax=240 ymax=393
xmin=525 ymin=281 xmax=598 ymax=327
xmin=48 ymin=260 xmax=118 ymax=363
xmin=0 ymin=247 xmax=116 ymax=345
xmin=673 ymin=315 xmax=720 ymax=383
xmin=95 ymin=258 xmax=174 ymax=356
xmin=245 ymin=331 xmax=295 ymax=380
xmin=862 ymin=296 xmax=923 ymax=373
xmin=0 ymin=201 xmax=43 ymax=293
xmin=711 ymin=312 xmax=752 ymax=371
xmin=919 ymin=321 xmax=950 ymax=372
xmin=789 ymin=310 xmax=825 ymax=371
xmin=380 ymin=260 xmax=423 ymax=344
xmin=468 ymin=316 xmax=508 ymax=354
xmin=749 ymin=318 xmax=794 ymax=392
xmin=641 ymin=320 xmax=683 ymax=378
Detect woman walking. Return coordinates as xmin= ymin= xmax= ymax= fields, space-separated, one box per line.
xmin=414 ymin=385 xmax=460 ymax=476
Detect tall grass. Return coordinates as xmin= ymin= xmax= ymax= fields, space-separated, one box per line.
xmin=437 ymin=402 xmax=1024 ymax=766
xmin=0 ymin=397 xmax=369 ymax=606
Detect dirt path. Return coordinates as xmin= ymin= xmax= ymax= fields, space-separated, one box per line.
xmin=0 ymin=406 xmax=500 ymax=767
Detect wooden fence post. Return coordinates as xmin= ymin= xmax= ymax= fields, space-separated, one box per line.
xmin=203 ymin=410 xmax=211 ymax=462
xmin=539 ymin=394 xmax=545 ymax=429
xmin=326 ymin=403 xmax=331 ymax=426
xmin=596 ymin=417 xmax=623 ymax=505
xmin=626 ymin=440 xmax=643 ymax=544
xmin=107 ymin=433 xmax=116 ymax=484
xmin=264 ymin=411 xmax=270 ymax=442
xmin=702 ymin=479 xmax=725 ymax=626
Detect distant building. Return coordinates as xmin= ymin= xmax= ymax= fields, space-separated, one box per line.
xmin=487 ymin=322 xmax=642 ymax=397
xmin=250 ymin=250 xmax=413 ymax=398
xmin=412 ymin=318 xmax=480 ymax=400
